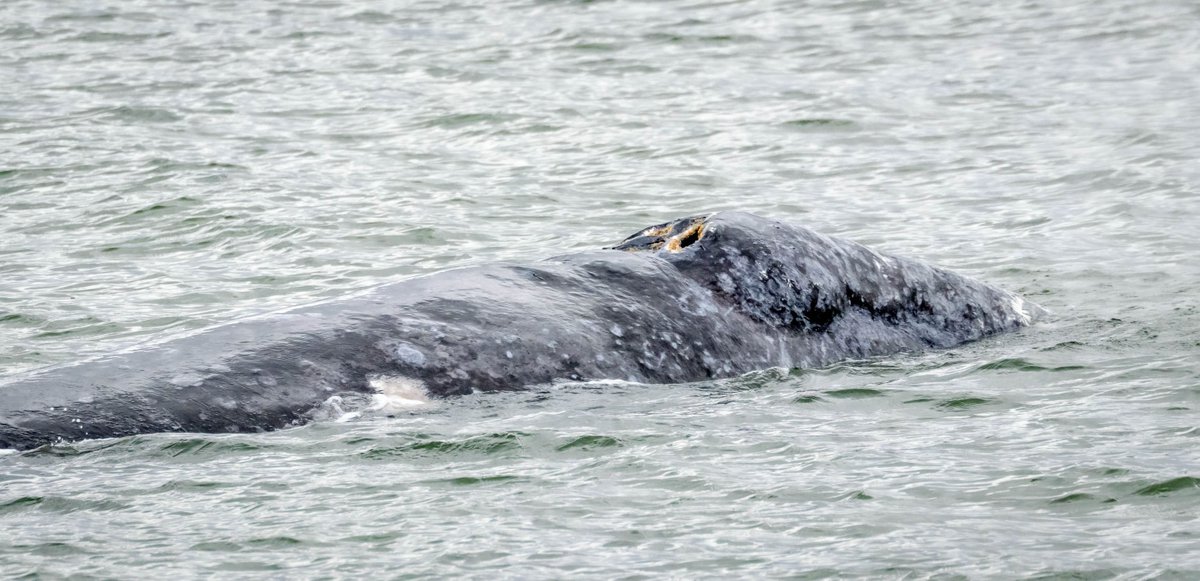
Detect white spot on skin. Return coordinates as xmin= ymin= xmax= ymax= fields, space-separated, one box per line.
xmin=717 ymin=273 xmax=736 ymax=294
xmin=393 ymin=342 xmax=427 ymax=367
xmin=169 ymin=373 xmax=204 ymax=387
xmin=610 ymin=324 xmax=624 ymax=337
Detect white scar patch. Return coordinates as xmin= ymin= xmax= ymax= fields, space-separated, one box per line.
xmin=367 ymin=374 xmax=432 ymax=409
xmin=319 ymin=375 xmax=432 ymax=423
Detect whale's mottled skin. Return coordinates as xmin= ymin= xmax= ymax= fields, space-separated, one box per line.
xmin=0 ymin=212 xmax=1039 ymax=450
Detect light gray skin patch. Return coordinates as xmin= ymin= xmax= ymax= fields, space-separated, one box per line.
xmin=214 ymin=397 xmax=239 ymax=411
xmin=0 ymin=212 xmax=1040 ymax=451
xmin=169 ymin=373 xmax=205 ymax=388
xmin=391 ymin=342 xmax=427 ymax=367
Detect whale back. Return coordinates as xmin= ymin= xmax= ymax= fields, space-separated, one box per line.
xmin=614 ymin=211 xmax=1038 ymax=349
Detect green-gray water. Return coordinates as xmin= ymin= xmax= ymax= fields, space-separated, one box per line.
xmin=2 ymin=0 xmax=1198 ymax=577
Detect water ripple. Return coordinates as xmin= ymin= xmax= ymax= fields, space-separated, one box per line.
xmin=1 ymin=0 xmax=1198 ymax=577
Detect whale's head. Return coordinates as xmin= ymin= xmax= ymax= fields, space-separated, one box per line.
xmin=612 ymin=212 xmax=847 ymax=332
xmin=611 ymin=211 xmax=1040 ymax=338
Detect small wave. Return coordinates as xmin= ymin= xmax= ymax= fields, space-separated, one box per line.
xmin=781 ymin=118 xmax=858 ymax=132
xmin=0 ymin=495 xmax=129 ymax=514
xmin=357 ymin=432 xmax=528 ymax=460
xmin=1133 ymin=476 xmax=1200 ymax=497
xmin=555 ymin=434 xmax=623 ymax=452
xmin=66 ymin=31 xmax=171 ymax=43
xmin=824 ymin=387 xmax=887 ymax=399
xmin=157 ymin=438 xmax=266 ymax=458
xmin=417 ymin=112 xmax=522 ymax=129
xmin=934 ymin=396 xmax=995 ymax=410
xmin=424 ymin=474 xmax=523 ymax=487
xmin=975 ymin=358 xmax=1087 ymax=372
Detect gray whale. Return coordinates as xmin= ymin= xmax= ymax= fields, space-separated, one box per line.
xmin=0 ymin=212 xmax=1039 ymax=450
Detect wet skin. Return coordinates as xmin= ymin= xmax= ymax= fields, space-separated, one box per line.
xmin=0 ymin=212 xmax=1039 ymax=450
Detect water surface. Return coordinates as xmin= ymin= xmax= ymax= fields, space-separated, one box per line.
xmin=2 ymin=0 xmax=1198 ymax=577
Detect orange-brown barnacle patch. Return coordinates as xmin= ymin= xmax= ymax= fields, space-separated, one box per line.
xmin=642 ymin=224 xmax=673 ymax=238
xmin=666 ymin=222 xmax=705 ymax=252
xmin=612 ymin=235 xmax=665 ymax=252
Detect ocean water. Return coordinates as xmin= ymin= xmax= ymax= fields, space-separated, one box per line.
xmin=1 ymin=0 xmax=1198 ymax=577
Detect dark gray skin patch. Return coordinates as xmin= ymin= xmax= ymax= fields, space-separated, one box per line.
xmin=0 ymin=212 xmax=1041 ymax=450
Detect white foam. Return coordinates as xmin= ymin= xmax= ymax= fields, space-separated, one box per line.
xmin=1010 ymin=295 xmax=1033 ymax=326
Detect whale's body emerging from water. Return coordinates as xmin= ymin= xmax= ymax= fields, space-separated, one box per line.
xmin=0 ymin=212 xmax=1039 ymax=450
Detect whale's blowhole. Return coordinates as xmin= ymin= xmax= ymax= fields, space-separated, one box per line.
xmin=666 ymin=222 xmax=704 ymax=253
xmin=613 ymin=215 xmax=708 ymax=253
